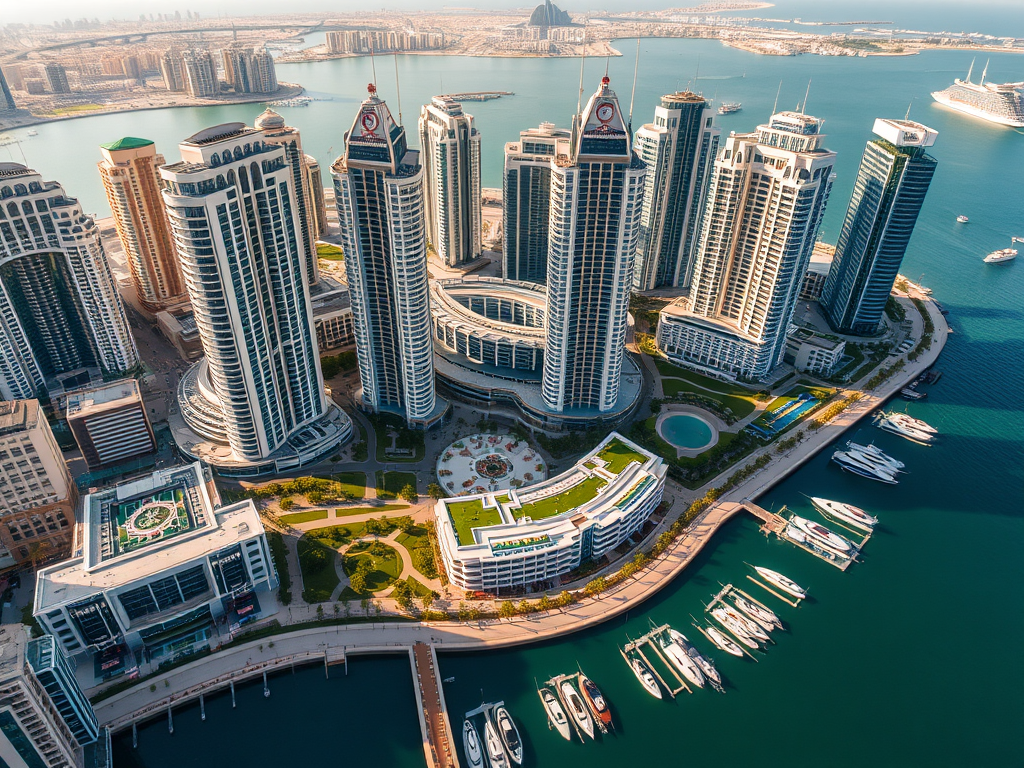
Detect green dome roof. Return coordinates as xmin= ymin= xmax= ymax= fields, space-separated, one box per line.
xmin=100 ymin=137 xmax=154 ymax=151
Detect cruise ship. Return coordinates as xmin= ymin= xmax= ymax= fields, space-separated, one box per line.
xmin=931 ymin=61 xmax=1024 ymax=128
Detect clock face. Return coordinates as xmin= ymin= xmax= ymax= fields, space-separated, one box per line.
xmin=360 ymin=111 xmax=379 ymax=133
xmin=596 ymin=103 xmax=615 ymax=123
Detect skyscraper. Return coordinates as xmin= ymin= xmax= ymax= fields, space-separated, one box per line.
xmin=820 ymin=118 xmax=939 ymax=335
xmin=542 ymin=76 xmax=646 ymax=413
xmin=418 ymin=96 xmax=482 ymax=267
xmin=657 ymin=111 xmax=836 ymax=380
xmin=0 ymin=163 xmax=139 ymax=400
xmin=502 ymin=122 xmax=570 ymax=283
xmin=98 ymin=137 xmax=188 ymax=312
xmin=159 ymin=49 xmax=185 ymax=92
xmin=255 ymin=108 xmax=318 ymax=285
xmin=633 ymin=92 xmax=720 ymax=290
xmin=0 ymin=64 xmax=16 ymax=112
xmin=162 ymin=123 xmax=350 ymax=474
xmin=333 ymin=85 xmax=439 ymax=426
xmin=303 ymin=154 xmax=328 ymax=239
xmin=43 ymin=63 xmax=70 ymax=94
xmin=222 ymin=46 xmax=278 ymax=94
xmin=182 ymin=49 xmax=217 ymax=98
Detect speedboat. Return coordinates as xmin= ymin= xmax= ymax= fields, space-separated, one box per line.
xmin=579 ymin=672 xmax=613 ymax=729
xmin=720 ymin=605 xmax=769 ymax=642
xmin=659 ymin=632 xmax=706 ymax=688
xmin=628 ymin=656 xmax=663 ymax=698
xmin=790 ymin=516 xmax=853 ymax=554
xmin=733 ymin=596 xmax=783 ymax=631
xmin=875 ymin=414 xmax=935 ymax=444
xmin=706 ymin=625 xmax=744 ymax=657
xmin=560 ymin=680 xmax=595 ymax=739
xmin=831 ymin=450 xmax=899 ymax=484
xmin=495 ymin=706 xmax=523 ymax=765
xmin=753 ymin=566 xmax=807 ymax=599
xmin=463 ymin=720 xmax=484 ymax=768
xmin=670 ymin=629 xmax=722 ymax=688
xmin=484 ymin=718 xmax=508 ymax=768
xmin=810 ymin=497 xmax=878 ymax=531
xmin=711 ymin=608 xmax=760 ymax=649
xmin=847 ymin=441 xmax=905 ymax=470
xmin=539 ymin=687 xmax=572 ymax=741
xmin=956 ymin=215 xmax=969 ymax=223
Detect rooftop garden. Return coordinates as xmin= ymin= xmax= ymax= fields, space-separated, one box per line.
xmin=447 ymin=499 xmax=504 ymax=546
xmin=595 ymin=438 xmax=648 ymax=474
xmin=515 ymin=475 xmax=607 ymax=522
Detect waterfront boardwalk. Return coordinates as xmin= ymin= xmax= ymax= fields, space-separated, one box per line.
xmin=411 ymin=643 xmax=460 ymax=768
xmin=92 ymin=295 xmax=948 ymax=736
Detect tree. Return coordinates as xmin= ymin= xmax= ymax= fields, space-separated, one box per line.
xmin=392 ymin=580 xmax=414 ymax=610
xmin=395 ymin=516 xmax=416 ymax=534
xmin=300 ymin=545 xmax=328 ymax=574
xmin=364 ymin=517 xmax=386 ymax=537
xmin=517 ymin=600 xmax=533 ymax=615
xmin=499 ymin=600 xmax=516 ymax=620
xmin=584 ymin=576 xmax=607 ymax=597
xmin=457 ymin=602 xmax=470 ymax=622
xmin=537 ymin=595 xmax=554 ymax=612
xmin=422 ymin=591 xmax=436 ymax=609
xmin=556 ymin=590 xmax=576 ymax=608
xmin=360 ymin=597 xmax=370 ymax=614
xmin=316 ymin=604 xmax=324 ymax=621
xmin=399 ymin=483 xmax=419 ymax=503
xmin=279 ymin=497 xmax=294 ymax=511
xmin=348 ymin=571 xmax=367 ymax=594
xmin=427 ymin=483 xmax=444 ymax=500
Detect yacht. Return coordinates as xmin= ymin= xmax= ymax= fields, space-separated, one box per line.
xmin=721 ymin=604 xmax=770 ymax=641
xmin=539 ymin=686 xmax=572 ymax=741
xmin=810 ymin=497 xmax=878 ymax=531
xmin=956 ymin=215 xmax=969 ymax=223
xmin=560 ymin=680 xmax=595 ymax=739
xmin=847 ymin=441 xmax=905 ymax=470
xmin=831 ymin=450 xmax=899 ymax=484
xmin=628 ymin=656 xmax=663 ymax=699
xmin=875 ymin=414 xmax=934 ymax=444
xmin=885 ymin=411 xmax=938 ymax=435
xmin=495 ymin=705 xmax=523 ymax=765
xmin=484 ymin=718 xmax=509 ymax=768
xmin=983 ymin=238 xmax=1021 ymax=263
xmin=930 ymin=60 xmax=1024 ymax=127
xmin=579 ymin=671 xmax=613 ymax=729
xmin=711 ymin=608 xmax=760 ymax=649
xmin=718 ymin=102 xmax=742 ymax=114
xmin=670 ymin=629 xmax=722 ymax=688
xmin=706 ymin=625 xmax=744 ymax=657
xmin=463 ymin=720 xmax=484 ymax=768
xmin=733 ymin=596 xmax=783 ymax=631
xmin=790 ymin=516 xmax=854 ymax=555
xmin=753 ymin=566 xmax=807 ymax=599
xmin=659 ymin=631 xmax=706 ymax=688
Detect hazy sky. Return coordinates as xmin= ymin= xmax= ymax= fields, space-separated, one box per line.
xmin=3 ymin=0 xmax=1022 ymax=38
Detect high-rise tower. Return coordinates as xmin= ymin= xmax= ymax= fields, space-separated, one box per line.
xmin=182 ymin=49 xmax=217 ymax=97
xmin=163 ymin=123 xmax=350 ymax=474
xmin=98 ymin=137 xmax=188 ymax=313
xmin=0 ymin=64 xmax=16 ymax=112
xmin=418 ymin=96 xmax=482 ymax=267
xmin=657 ymin=111 xmax=836 ymax=380
xmin=633 ymin=92 xmax=719 ymax=290
xmin=255 ymin=108 xmax=318 ymax=285
xmin=0 ymin=163 xmax=139 ymax=400
xmin=502 ymin=122 xmax=571 ymax=283
xmin=333 ymin=85 xmax=439 ymax=426
xmin=820 ymin=118 xmax=938 ymax=335
xmin=542 ymin=76 xmax=646 ymax=413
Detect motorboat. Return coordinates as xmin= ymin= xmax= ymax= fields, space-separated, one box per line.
xmin=885 ymin=411 xmax=938 ymax=435
xmin=560 ymin=680 xmax=595 ymax=739
xmin=847 ymin=441 xmax=905 ymax=470
xmin=753 ymin=566 xmax=807 ymax=599
xmin=720 ymin=605 xmax=769 ymax=642
xmin=579 ymin=672 xmax=613 ymax=729
xmin=659 ymin=631 xmax=706 ymax=688
xmin=484 ymin=718 xmax=508 ymax=768
xmin=875 ymin=413 xmax=935 ymax=444
xmin=733 ymin=596 xmax=783 ymax=631
xmin=539 ymin=686 xmax=572 ymax=741
xmin=718 ymin=102 xmax=742 ymax=114
xmin=956 ymin=215 xmax=969 ymax=223
xmin=790 ymin=516 xmax=853 ymax=555
xmin=495 ymin=705 xmax=523 ymax=765
xmin=670 ymin=629 xmax=722 ymax=688
xmin=831 ymin=450 xmax=899 ymax=484
xmin=711 ymin=608 xmax=760 ymax=649
xmin=628 ymin=656 xmax=663 ymax=699
xmin=810 ymin=496 xmax=878 ymax=532
xmin=983 ymin=239 xmax=1020 ymax=263
xmin=706 ymin=625 xmax=744 ymax=657
xmin=463 ymin=720 xmax=484 ymax=768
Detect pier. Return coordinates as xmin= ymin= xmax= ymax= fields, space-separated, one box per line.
xmin=742 ymin=500 xmax=870 ymax=571
xmin=411 ymin=642 xmax=460 ymax=768
xmin=623 ymin=626 xmax=689 ymax=697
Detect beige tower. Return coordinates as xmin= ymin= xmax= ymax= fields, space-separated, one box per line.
xmin=98 ymin=137 xmax=188 ymax=313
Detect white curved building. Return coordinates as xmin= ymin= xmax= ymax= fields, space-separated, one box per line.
xmin=0 ymin=163 xmax=139 ymax=400
xmin=435 ymin=433 xmax=666 ymax=592
xmin=333 ymin=85 xmax=444 ymax=427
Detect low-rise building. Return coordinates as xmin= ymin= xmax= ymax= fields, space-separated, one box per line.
xmin=65 ymin=380 xmax=155 ymax=470
xmin=309 ymin=275 xmax=354 ymax=352
xmin=435 ymin=434 xmax=666 ymax=592
xmin=34 ymin=463 xmax=278 ymax=677
xmin=0 ymin=400 xmax=76 ymax=569
xmin=785 ymin=327 xmax=846 ymax=376
xmin=800 ymin=242 xmax=836 ymax=302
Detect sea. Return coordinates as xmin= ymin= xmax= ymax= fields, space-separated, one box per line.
xmin=6 ymin=26 xmax=1021 ymax=768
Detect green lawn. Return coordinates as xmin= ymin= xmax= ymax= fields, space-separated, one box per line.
xmin=316 ymin=242 xmax=344 ymax=261
xmin=279 ymin=509 xmax=329 ymax=525
xmin=655 ymin=359 xmax=758 ymax=396
xmin=335 ymin=504 xmax=409 ymax=518
xmin=447 ymin=499 xmax=503 ymax=546
xmin=297 ymin=539 xmax=339 ymax=603
xmin=375 ymin=471 xmax=417 ymax=500
xmin=595 ymin=438 xmax=648 ymax=474
xmin=516 ymin=476 xmax=607 ymax=522
xmin=305 ymin=522 xmax=367 ymax=548
xmin=404 ymin=576 xmax=435 ymax=598
xmin=662 ymin=377 xmax=758 ymax=419
xmin=344 ymin=542 xmax=402 ymax=593
xmin=335 ymin=471 xmax=366 ymax=499
xmin=396 ymin=524 xmax=430 ymax=552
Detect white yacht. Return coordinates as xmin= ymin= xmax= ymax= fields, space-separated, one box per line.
xmin=810 ymin=497 xmax=878 ymax=531
xmin=848 ymin=441 xmax=905 ymax=469
xmin=463 ymin=720 xmax=484 ymax=768
xmin=659 ymin=632 xmax=706 ymax=688
xmin=628 ymin=657 xmax=663 ymax=699
xmin=831 ymin=450 xmax=899 ymax=484
xmin=790 ymin=516 xmax=854 ymax=554
xmin=669 ymin=629 xmax=722 ymax=688
xmin=484 ymin=718 xmax=508 ymax=768
xmin=733 ymin=595 xmax=783 ymax=631
xmin=719 ymin=606 xmax=769 ymax=642
xmin=706 ymin=625 xmax=745 ymax=657
xmin=495 ymin=705 xmax=523 ymax=765
xmin=753 ymin=566 xmax=807 ymax=599
xmin=711 ymin=608 xmax=760 ymax=649
xmin=539 ymin=687 xmax=572 ymax=741
xmin=983 ymin=238 xmax=1022 ymax=263
xmin=560 ymin=680 xmax=595 ymax=739
xmin=875 ymin=413 xmax=935 ymax=444
xmin=885 ymin=411 xmax=937 ymax=435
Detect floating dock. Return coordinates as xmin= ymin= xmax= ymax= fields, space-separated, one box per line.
xmin=743 ymin=500 xmax=870 ymax=571
xmin=623 ymin=626 xmax=690 ymax=697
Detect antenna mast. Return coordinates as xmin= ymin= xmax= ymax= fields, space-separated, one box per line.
xmin=369 ymin=38 xmax=377 ymax=87
xmin=576 ymin=20 xmax=588 ymax=119
xmin=393 ymin=52 xmax=403 ymax=125
xmin=772 ymin=80 xmax=782 ymax=115
xmin=628 ymin=36 xmax=640 ymax=134
xmin=800 ymin=79 xmax=812 ymax=114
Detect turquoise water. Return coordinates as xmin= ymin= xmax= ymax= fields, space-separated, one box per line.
xmin=33 ymin=37 xmax=1016 ymax=768
xmin=658 ymin=413 xmax=713 ymax=449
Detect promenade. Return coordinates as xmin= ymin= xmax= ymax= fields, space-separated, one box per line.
xmin=93 ymin=296 xmax=948 ymax=731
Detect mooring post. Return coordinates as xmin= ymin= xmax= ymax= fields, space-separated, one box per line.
xmin=324 ymin=649 xmax=329 ymax=679
xmin=263 ymin=670 xmax=270 ymax=698
xmin=230 ymin=680 xmax=236 ymax=708
xmin=167 ymin=706 xmax=173 ymax=734
xmin=200 ymin=693 xmax=206 ymax=721
xmin=132 ymin=721 xmax=137 ymax=748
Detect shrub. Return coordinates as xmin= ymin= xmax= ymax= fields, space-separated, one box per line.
xmin=399 ymin=484 xmax=419 ymax=503
xmin=279 ymin=497 xmax=294 ymax=511
xmin=299 ymin=545 xmax=328 ymax=574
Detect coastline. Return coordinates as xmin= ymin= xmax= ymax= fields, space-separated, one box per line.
xmin=91 ymin=293 xmax=949 ymax=731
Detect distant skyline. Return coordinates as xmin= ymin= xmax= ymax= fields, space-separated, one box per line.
xmin=3 ymin=0 xmax=1023 ymax=39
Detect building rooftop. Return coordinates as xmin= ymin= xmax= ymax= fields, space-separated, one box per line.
xmin=0 ymin=399 xmax=37 ymax=435
xmin=65 ymin=379 xmax=142 ymax=418
xmin=0 ymin=624 xmax=28 ymax=681
xmin=872 ymin=118 xmax=938 ymax=148
xmin=100 ymin=137 xmax=154 ymax=151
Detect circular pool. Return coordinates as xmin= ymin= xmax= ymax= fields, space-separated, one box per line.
xmin=658 ymin=413 xmax=715 ymax=451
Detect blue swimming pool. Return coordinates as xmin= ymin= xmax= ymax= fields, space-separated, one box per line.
xmin=659 ymin=414 xmax=714 ymax=450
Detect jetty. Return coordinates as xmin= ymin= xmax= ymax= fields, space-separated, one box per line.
xmin=743 ymin=500 xmax=869 ymax=571
xmin=547 ymin=672 xmax=609 ymax=735
xmin=411 ymin=642 xmax=460 ymax=768
xmin=623 ymin=626 xmax=690 ymax=697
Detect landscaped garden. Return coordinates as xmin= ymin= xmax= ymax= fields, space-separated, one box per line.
xmin=316 ymin=242 xmax=344 ymax=261
xmin=334 ymin=471 xmax=366 ymax=499
xmin=515 ymin=475 xmax=607 ymax=522
xmin=297 ymin=538 xmax=340 ymax=603
xmin=343 ymin=541 xmax=402 ymax=595
xmin=656 ymin=359 xmax=761 ymax=419
xmin=397 ymin=523 xmax=440 ymax=579
xmin=595 ymin=438 xmax=649 ymax=474
xmin=376 ymin=470 xmax=418 ymax=501
xmin=446 ymin=499 xmax=503 ymax=546
xmin=279 ymin=509 xmax=330 ymax=525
